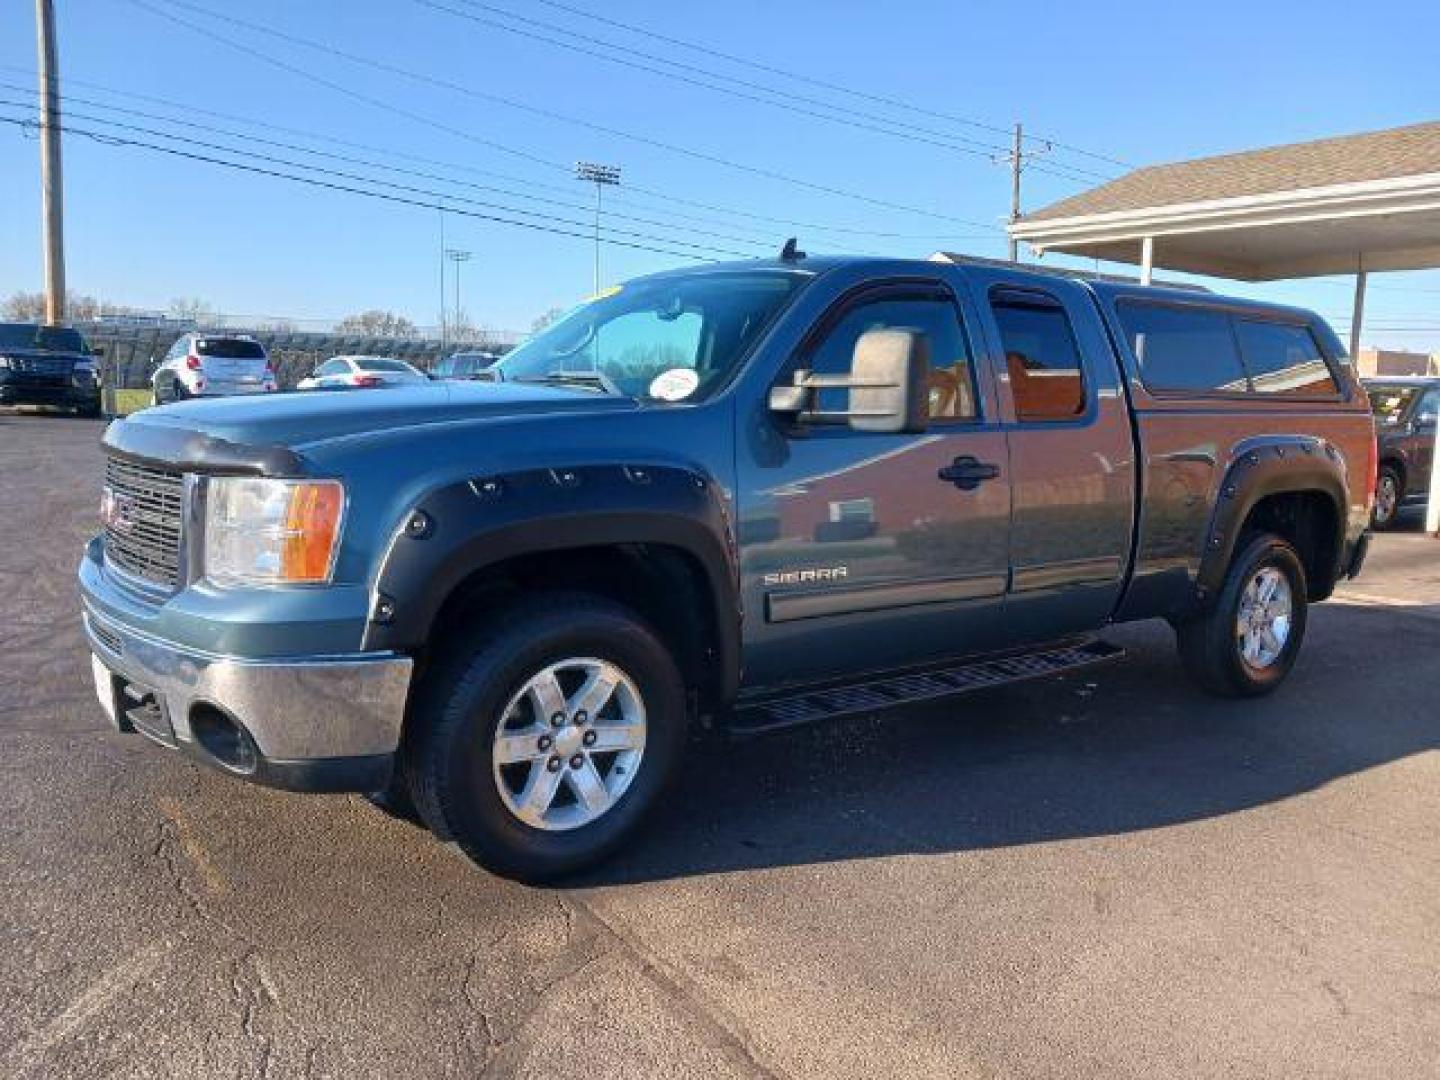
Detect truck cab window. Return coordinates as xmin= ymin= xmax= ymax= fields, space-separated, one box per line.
xmin=804 ymin=295 xmax=977 ymax=420
xmin=990 ymin=290 xmax=1086 ymax=420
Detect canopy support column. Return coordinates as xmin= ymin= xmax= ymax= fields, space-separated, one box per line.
xmin=1139 ymin=236 xmax=1154 ymax=285
xmin=1348 ymin=262 xmax=1367 ymax=360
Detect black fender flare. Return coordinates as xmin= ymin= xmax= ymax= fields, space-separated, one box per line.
xmin=362 ymin=463 xmax=741 ymax=700
xmin=1195 ymin=435 xmax=1349 ymax=602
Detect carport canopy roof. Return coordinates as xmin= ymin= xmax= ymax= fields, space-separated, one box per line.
xmin=1010 ymin=121 xmax=1440 ymax=280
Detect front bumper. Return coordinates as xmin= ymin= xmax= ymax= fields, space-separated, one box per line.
xmin=83 ymin=601 xmax=412 ymax=793
xmin=0 ymin=376 xmax=100 ymax=408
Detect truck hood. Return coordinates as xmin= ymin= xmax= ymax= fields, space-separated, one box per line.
xmin=106 ymin=381 xmax=641 ymax=473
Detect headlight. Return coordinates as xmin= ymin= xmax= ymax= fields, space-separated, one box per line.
xmin=204 ymin=478 xmax=344 ymax=586
xmin=0 ymin=356 xmax=11 ymax=370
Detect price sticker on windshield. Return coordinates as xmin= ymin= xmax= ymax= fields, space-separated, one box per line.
xmin=648 ymin=368 xmax=700 ymax=402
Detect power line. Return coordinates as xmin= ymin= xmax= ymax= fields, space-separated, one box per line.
xmin=0 ymin=81 xmax=781 ymax=253
xmin=8 ymin=64 xmax=1001 ymax=248
xmin=127 ymin=0 xmax=1000 ymax=228
xmin=522 ymin=0 xmax=1133 ymax=171
xmin=414 ymin=0 xmax=1054 ymax=166
xmin=0 ymin=101 xmax=756 ymax=258
xmin=3 ymin=65 xmax=990 ymax=245
xmin=0 ymin=111 xmax=754 ymax=263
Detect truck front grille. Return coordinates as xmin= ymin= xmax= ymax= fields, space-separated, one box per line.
xmin=11 ymin=356 xmax=71 ymax=376
xmin=103 ymin=455 xmax=185 ymax=589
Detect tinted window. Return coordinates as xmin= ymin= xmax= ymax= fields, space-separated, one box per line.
xmin=354 ymin=358 xmax=415 ymax=373
xmin=805 ymin=294 xmax=977 ymax=421
xmin=1233 ymin=320 xmax=1338 ymax=396
xmin=1367 ymin=386 xmax=1420 ymax=425
xmin=1416 ymin=388 xmax=1440 ymax=425
xmin=991 ymin=290 xmax=1085 ymax=420
xmin=1117 ymin=302 xmax=1247 ymax=393
xmin=316 ymin=359 xmax=347 ymax=376
xmin=197 ymin=337 xmax=265 ymax=359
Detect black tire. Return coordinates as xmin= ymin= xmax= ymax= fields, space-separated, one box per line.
xmin=1372 ymin=466 xmax=1402 ymax=530
xmin=1175 ymin=532 xmax=1308 ymax=698
xmin=402 ymin=593 xmax=687 ymax=882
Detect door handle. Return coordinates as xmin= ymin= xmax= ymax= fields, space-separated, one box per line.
xmin=937 ymin=455 xmax=1001 ymax=490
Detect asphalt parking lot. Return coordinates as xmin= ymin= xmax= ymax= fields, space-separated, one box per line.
xmin=2 ymin=412 xmax=1437 ymax=1079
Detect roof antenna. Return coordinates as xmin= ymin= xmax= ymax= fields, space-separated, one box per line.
xmin=779 ymin=237 xmax=806 ymax=262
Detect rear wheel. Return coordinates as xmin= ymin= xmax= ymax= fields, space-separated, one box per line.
xmin=403 ymin=594 xmax=686 ymax=882
xmin=1176 ymin=532 xmax=1308 ymax=697
xmin=1372 ymin=466 xmax=1402 ymax=529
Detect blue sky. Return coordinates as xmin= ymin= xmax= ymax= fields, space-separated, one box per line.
xmin=2 ymin=0 xmax=1438 ymax=347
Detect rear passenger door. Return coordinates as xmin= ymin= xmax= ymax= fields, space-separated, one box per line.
xmin=977 ymin=276 xmax=1136 ymax=639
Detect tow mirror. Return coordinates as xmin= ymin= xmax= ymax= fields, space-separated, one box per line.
xmin=769 ymin=328 xmax=930 ymax=434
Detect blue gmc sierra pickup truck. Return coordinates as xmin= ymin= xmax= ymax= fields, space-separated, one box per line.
xmin=80 ymin=253 xmax=1375 ymax=881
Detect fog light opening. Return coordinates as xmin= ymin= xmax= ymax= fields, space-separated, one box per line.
xmin=189 ymin=704 xmax=259 ymax=775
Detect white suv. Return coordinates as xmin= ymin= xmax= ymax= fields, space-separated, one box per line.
xmin=152 ymin=333 xmax=277 ymax=402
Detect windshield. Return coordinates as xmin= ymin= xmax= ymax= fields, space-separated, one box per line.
xmin=1368 ymin=386 xmax=1420 ymax=424
xmin=0 ymin=323 xmax=89 ymax=354
xmin=497 ymin=270 xmax=808 ymax=401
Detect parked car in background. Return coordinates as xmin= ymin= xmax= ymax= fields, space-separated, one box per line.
xmin=297 ymin=356 xmax=429 ymax=390
xmin=81 ymin=254 xmax=1376 ymax=882
xmin=1365 ymin=376 xmax=1439 ymax=528
xmin=152 ymin=333 xmax=276 ymax=403
xmin=433 ymin=350 xmax=502 ymax=380
xmin=0 ymin=322 xmax=101 ymax=416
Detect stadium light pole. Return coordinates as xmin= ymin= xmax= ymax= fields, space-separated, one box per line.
xmin=445 ymin=248 xmax=472 ymax=340
xmin=575 ymin=161 xmax=621 ymax=294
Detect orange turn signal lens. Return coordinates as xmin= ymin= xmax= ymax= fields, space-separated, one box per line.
xmin=281 ymin=481 xmax=345 ymax=583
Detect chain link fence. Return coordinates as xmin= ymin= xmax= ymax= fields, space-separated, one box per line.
xmin=79 ymin=320 xmax=519 ymax=392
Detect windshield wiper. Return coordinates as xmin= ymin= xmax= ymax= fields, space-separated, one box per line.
xmin=514 ymin=370 xmax=620 ymax=394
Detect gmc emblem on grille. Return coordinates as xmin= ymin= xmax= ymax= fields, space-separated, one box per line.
xmin=99 ymin=486 xmax=138 ymax=535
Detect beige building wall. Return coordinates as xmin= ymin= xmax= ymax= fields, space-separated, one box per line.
xmin=1356 ymin=347 xmax=1437 ymax=377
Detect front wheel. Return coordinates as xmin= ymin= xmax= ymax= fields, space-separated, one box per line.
xmin=1176 ymin=532 xmax=1308 ymax=697
xmin=403 ymin=594 xmax=687 ymax=882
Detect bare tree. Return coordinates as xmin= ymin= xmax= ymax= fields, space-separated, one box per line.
xmin=529 ymin=306 xmax=568 ymax=334
xmin=168 ymin=296 xmax=219 ymax=325
xmin=447 ymin=308 xmax=505 ymax=348
xmin=3 ymin=290 xmax=140 ymax=321
xmin=335 ymin=309 xmax=419 ymax=338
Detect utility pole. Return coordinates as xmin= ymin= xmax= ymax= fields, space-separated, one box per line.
xmin=575 ymin=161 xmax=621 ymax=294
xmin=997 ymin=122 xmax=1051 ymax=263
xmin=1008 ymin=122 xmax=1022 ymax=263
xmin=35 ymin=0 xmax=66 ymax=325
xmin=438 ymin=209 xmax=446 ymax=352
xmin=445 ymin=248 xmax=471 ymax=339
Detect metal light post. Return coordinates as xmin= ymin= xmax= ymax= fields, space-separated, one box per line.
xmin=575 ymin=161 xmax=621 ymax=294
xmin=445 ymin=248 xmax=471 ymax=341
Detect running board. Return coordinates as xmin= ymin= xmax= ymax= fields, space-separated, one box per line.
xmin=730 ymin=639 xmax=1124 ymax=735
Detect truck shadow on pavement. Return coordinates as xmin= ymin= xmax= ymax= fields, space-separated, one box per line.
xmin=575 ymin=601 xmax=1440 ymax=886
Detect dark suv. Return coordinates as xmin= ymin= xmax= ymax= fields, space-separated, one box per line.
xmin=0 ymin=322 xmax=101 ymax=415
xmin=1365 ymin=377 xmax=1439 ymax=528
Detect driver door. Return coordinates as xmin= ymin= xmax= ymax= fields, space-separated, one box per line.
xmin=736 ymin=280 xmax=1011 ymax=690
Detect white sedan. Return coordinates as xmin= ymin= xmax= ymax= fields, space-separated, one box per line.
xmin=296 ymin=355 xmax=430 ymax=390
